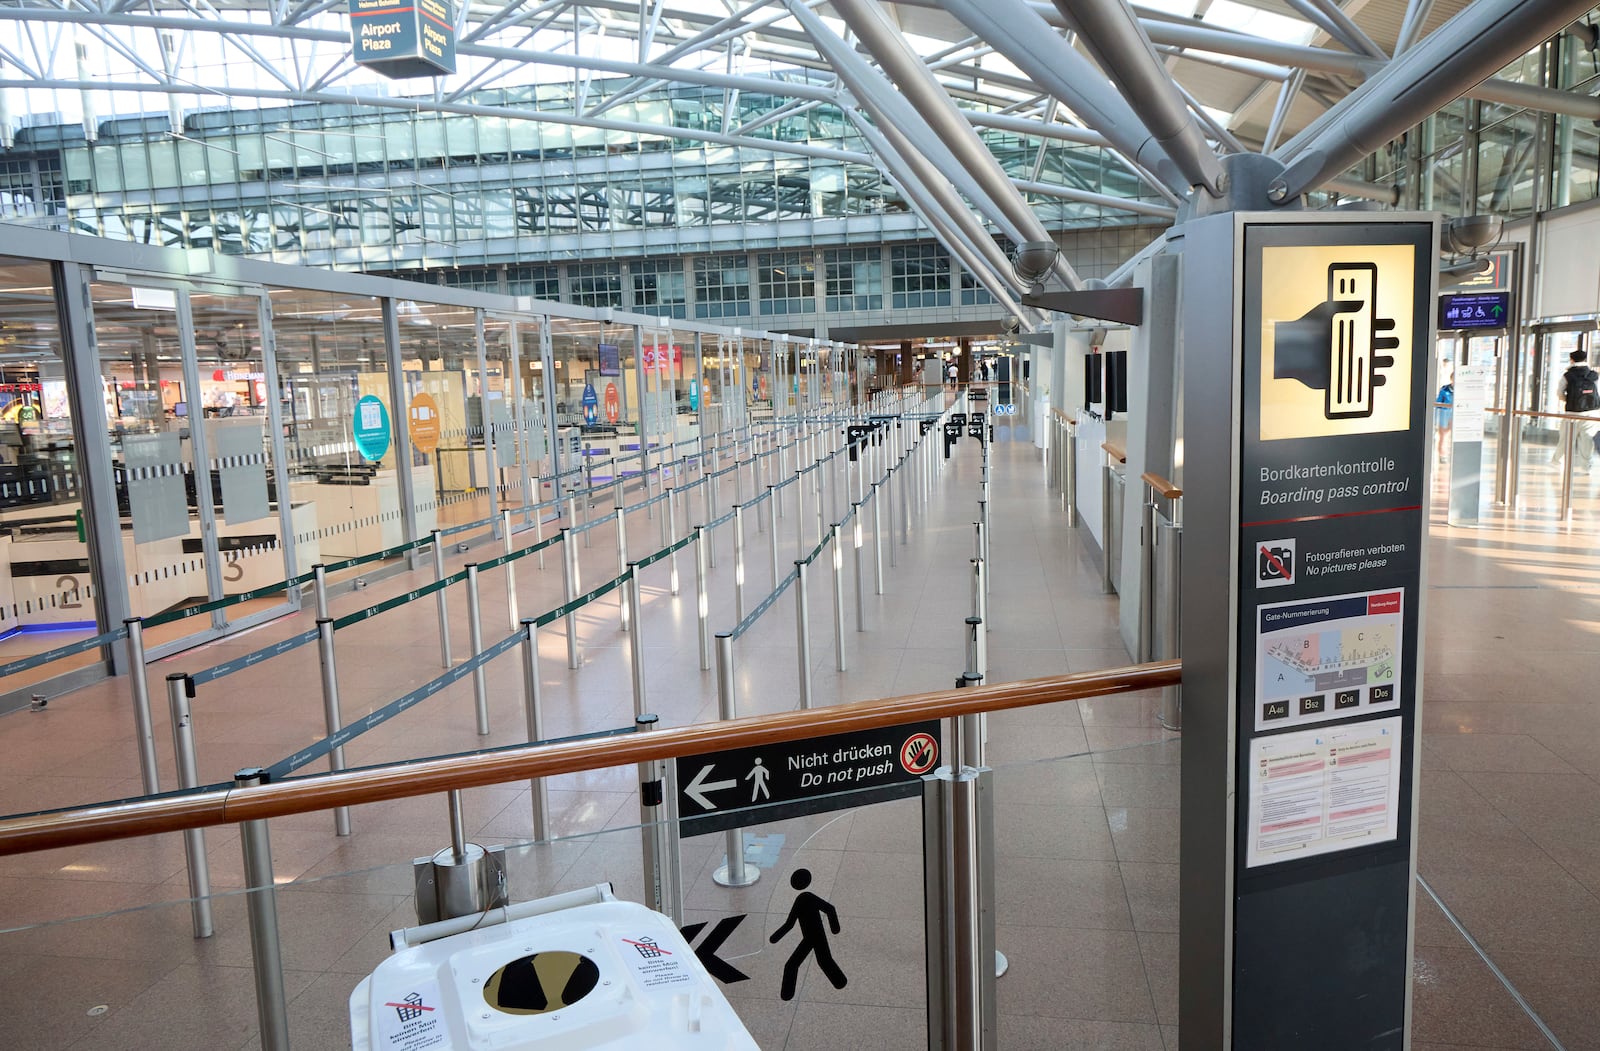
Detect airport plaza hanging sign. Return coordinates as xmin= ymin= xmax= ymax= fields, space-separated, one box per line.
xmin=348 ymin=0 xmax=456 ymax=79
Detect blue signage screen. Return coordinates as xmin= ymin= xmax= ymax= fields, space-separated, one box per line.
xmin=1438 ymin=291 xmax=1509 ymax=330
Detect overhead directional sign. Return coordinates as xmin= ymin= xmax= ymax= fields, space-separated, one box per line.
xmin=675 ymin=722 xmax=941 ymax=836
xmin=348 ymin=0 xmax=456 ymax=78
xmin=1438 ymin=291 xmax=1510 ymax=330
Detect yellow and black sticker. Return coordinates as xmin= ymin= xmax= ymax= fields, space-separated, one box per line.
xmin=483 ymin=951 xmax=601 ymax=1015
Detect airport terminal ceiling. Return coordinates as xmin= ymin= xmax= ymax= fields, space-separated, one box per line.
xmin=0 ymin=0 xmax=1595 ymax=310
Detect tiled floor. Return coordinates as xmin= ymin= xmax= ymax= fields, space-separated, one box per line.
xmin=2 ymin=405 xmax=1598 ymax=1049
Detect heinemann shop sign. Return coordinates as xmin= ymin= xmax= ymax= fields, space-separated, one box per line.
xmin=348 ymin=0 xmax=456 ymax=79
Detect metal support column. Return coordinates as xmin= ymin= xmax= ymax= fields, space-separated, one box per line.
xmin=795 ymin=560 xmax=814 ymax=709
xmin=123 ymin=618 xmax=160 ymax=795
xmin=432 ymin=530 xmax=452 ymax=668
xmin=561 ymin=528 xmax=581 ymax=669
xmin=923 ymin=764 xmax=997 ymax=1051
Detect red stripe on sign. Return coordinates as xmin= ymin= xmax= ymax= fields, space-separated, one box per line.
xmin=351 ymin=7 xmax=415 ymax=17
xmin=1241 ymin=504 xmax=1421 ymax=529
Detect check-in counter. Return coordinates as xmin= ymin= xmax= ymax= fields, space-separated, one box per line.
xmin=290 ymin=465 xmax=436 ymax=561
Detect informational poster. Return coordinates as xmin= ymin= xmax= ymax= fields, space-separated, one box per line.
xmin=1452 ymin=364 xmax=1487 ymax=444
xmin=1247 ymin=717 xmax=1403 ymax=868
xmin=1255 ymin=588 xmax=1402 ymax=732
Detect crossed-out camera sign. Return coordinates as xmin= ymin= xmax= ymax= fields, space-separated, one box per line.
xmin=990 ymin=403 xmax=1017 ymax=416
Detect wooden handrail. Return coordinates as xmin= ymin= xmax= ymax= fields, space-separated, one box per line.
xmin=1141 ymin=472 xmax=1183 ymax=500
xmin=0 ymin=662 xmax=1180 ymax=857
xmin=1101 ymin=440 xmax=1127 ymax=464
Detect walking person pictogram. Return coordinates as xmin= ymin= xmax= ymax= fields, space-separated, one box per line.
xmin=769 ymin=868 xmax=847 ymax=1001
xmin=746 ymin=757 xmax=771 ymax=801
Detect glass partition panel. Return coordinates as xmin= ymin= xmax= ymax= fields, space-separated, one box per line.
xmin=270 ymin=288 xmax=396 ymax=576
xmin=639 ymin=318 xmax=679 ymax=462
xmin=489 ymin=315 xmax=546 ymax=519
xmin=548 ymin=316 xmax=604 ymax=492
xmin=187 ymin=289 xmax=294 ymax=618
xmin=396 ymin=298 xmax=486 ymax=535
xmin=0 ymin=258 xmax=88 ymax=682
xmin=602 ymin=321 xmax=641 ymax=479
xmin=90 ymin=280 xmax=219 ymax=648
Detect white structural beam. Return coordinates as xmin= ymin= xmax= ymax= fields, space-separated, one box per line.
xmin=1051 ymin=0 xmax=1227 ymax=197
xmin=1272 ymin=0 xmax=1594 ymax=201
xmin=937 ymin=0 xmax=1191 ymax=199
xmin=819 ymin=0 xmax=1081 ymax=290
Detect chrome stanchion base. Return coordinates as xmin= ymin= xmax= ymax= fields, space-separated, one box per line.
xmin=712 ymin=862 xmax=761 ymax=888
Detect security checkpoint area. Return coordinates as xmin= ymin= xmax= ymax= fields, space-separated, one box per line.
xmin=10 ymin=0 xmax=1600 ymax=1046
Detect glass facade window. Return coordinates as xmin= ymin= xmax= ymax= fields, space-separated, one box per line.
xmin=960 ymin=269 xmax=995 ymax=306
xmin=632 ymin=258 xmax=688 ymax=319
xmin=570 ymin=262 xmax=623 ymax=308
xmin=695 ymin=255 xmax=752 ymax=319
xmin=823 ymin=247 xmax=882 ymax=312
xmin=891 ymin=243 xmax=951 ymax=309
xmin=507 ymin=265 xmax=559 ymax=300
xmin=441 ymin=267 xmax=500 ymax=293
xmin=757 ymin=252 xmax=812 ymax=315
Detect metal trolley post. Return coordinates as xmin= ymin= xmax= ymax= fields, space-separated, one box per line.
xmin=502 ymin=509 xmax=519 ymax=628
xmin=431 ymin=529 xmax=452 ymax=668
xmin=123 ymin=618 xmax=160 ymax=796
xmin=733 ymin=504 xmax=747 ymax=620
xmin=315 ymin=618 xmax=352 ymax=836
xmin=236 ymin=768 xmax=290 ymax=1051
xmin=519 ymin=618 xmax=551 ymax=841
xmin=464 ymin=564 xmax=491 ymax=735
xmin=560 ymin=527 xmax=582 ymax=669
xmin=616 ymin=506 xmax=630 ymax=631
xmin=694 ymin=525 xmax=712 ymax=671
xmin=166 ymin=673 xmax=213 ymax=939
xmin=794 ymin=560 xmax=814 ymax=709
xmin=712 ymin=633 xmax=758 ymax=888
xmin=830 ymin=524 xmax=848 ymax=671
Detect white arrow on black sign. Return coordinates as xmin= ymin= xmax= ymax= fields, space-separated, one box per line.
xmin=684 ymin=764 xmax=739 ymax=810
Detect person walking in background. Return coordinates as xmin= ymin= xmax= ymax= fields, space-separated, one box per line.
xmin=946 ymin=361 xmax=958 ymax=388
xmin=1554 ymin=348 xmax=1600 ymax=472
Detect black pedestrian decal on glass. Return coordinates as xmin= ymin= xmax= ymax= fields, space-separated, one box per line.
xmin=770 ymin=868 xmax=847 ymax=1001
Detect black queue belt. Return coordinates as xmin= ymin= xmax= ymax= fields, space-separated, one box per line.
xmin=266 ymin=628 xmax=524 ymax=780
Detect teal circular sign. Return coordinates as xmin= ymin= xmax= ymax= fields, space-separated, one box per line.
xmin=353 ymin=394 xmax=391 ymax=462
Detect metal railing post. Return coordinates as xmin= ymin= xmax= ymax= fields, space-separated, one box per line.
xmin=970 ymin=563 xmax=988 ymax=685
xmin=166 ymin=673 xmax=213 ymax=939
xmin=767 ymin=487 xmax=780 ymax=587
xmin=1102 ymin=463 xmax=1115 ymax=594
xmin=923 ymin=765 xmax=997 ymax=1051
xmin=465 ymin=564 xmax=490 ymax=735
xmin=871 ymin=482 xmax=885 ymax=594
xmin=519 ymin=619 xmax=550 ymax=841
xmin=733 ymin=504 xmax=747 ymax=621
xmin=616 ymin=506 xmax=631 ymax=632
xmin=123 ymin=618 xmax=160 ymax=796
xmin=235 ymin=768 xmax=290 ymax=1051
xmin=534 ymin=497 xmax=545 ymax=571
xmin=694 ymin=525 xmax=711 ymax=671
xmin=666 ymin=485 xmax=681 ymax=595
xmin=316 ymin=618 xmax=352 ymax=836
xmin=502 ymin=509 xmax=519 ymax=629
xmin=431 ymin=530 xmax=452 ymax=669
xmin=561 ymin=527 xmax=581 ymax=669
xmin=777 ymin=440 xmax=787 ymax=519
xmin=831 ymin=524 xmax=848 ymax=671
xmin=708 ymin=446 xmax=721 ymax=568
xmin=311 ymin=563 xmax=329 ymax=620
xmin=851 ymin=505 xmax=866 ymax=632
xmin=794 ymin=560 xmax=814 ymax=709
xmin=794 ymin=468 xmax=806 ymax=559
xmin=712 ymin=633 xmax=758 ymax=888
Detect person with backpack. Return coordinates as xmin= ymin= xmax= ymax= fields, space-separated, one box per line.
xmin=1555 ymin=348 xmax=1600 ymax=472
